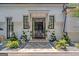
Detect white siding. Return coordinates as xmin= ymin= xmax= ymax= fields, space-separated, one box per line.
xmin=0 ymin=4 xmax=64 ymax=40
xmin=66 ymin=13 xmax=79 ymax=42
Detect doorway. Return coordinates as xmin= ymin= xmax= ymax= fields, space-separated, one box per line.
xmin=32 ymin=18 xmax=46 ymax=39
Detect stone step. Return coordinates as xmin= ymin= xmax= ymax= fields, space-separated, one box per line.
xmin=8 ymin=52 xmax=79 ymax=56
xmin=1 ymin=51 xmax=79 ymax=56
xmin=29 ymin=39 xmax=49 ymax=42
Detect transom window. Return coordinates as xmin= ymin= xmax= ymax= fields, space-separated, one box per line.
xmin=48 ymin=16 xmax=54 ymax=29
xmin=23 ymin=16 xmax=29 ymax=29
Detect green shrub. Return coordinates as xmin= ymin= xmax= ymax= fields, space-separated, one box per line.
xmin=62 ymin=32 xmax=71 ymax=44
xmin=6 ymin=40 xmax=19 ymax=48
xmin=72 ymin=7 xmax=79 ymax=17
xmin=55 ymin=39 xmax=69 ymax=49
xmin=50 ymin=31 xmax=56 ymax=42
xmin=21 ymin=31 xmax=27 ymax=41
xmin=4 ymin=32 xmax=20 ymax=49
xmin=10 ymin=32 xmax=18 ymax=41
xmin=10 ymin=37 xmax=18 ymax=41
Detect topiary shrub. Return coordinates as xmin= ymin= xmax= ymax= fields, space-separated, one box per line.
xmin=21 ymin=31 xmax=27 ymax=41
xmin=49 ymin=31 xmax=56 ymax=42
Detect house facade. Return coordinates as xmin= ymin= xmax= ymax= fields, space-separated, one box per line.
xmin=0 ymin=3 xmax=79 ymax=42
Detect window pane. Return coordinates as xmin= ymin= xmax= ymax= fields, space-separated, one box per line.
xmin=6 ymin=17 xmax=14 ymax=38
xmin=48 ymin=16 xmax=54 ymax=29
xmin=23 ymin=16 xmax=29 ymax=29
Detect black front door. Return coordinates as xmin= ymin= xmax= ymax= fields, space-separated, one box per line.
xmin=32 ymin=18 xmax=45 ymax=39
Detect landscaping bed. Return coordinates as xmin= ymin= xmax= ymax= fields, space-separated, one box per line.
xmin=0 ymin=31 xmax=28 ymax=51
xmin=0 ymin=31 xmax=79 ymax=52
xmin=49 ymin=32 xmax=79 ymax=51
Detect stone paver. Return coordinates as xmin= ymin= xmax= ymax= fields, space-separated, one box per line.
xmin=24 ymin=42 xmax=52 ymax=49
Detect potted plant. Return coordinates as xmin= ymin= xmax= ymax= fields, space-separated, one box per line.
xmin=21 ymin=31 xmax=27 ymax=41
xmin=49 ymin=31 xmax=56 ymax=42
xmin=20 ymin=31 xmax=27 ymax=48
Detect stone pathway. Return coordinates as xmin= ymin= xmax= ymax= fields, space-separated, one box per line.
xmin=18 ymin=42 xmax=58 ymax=52
xmin=0 ymin=42 xmax=57 ymax=52
xmin=24 ymin=42 xmax=52 ymax=49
